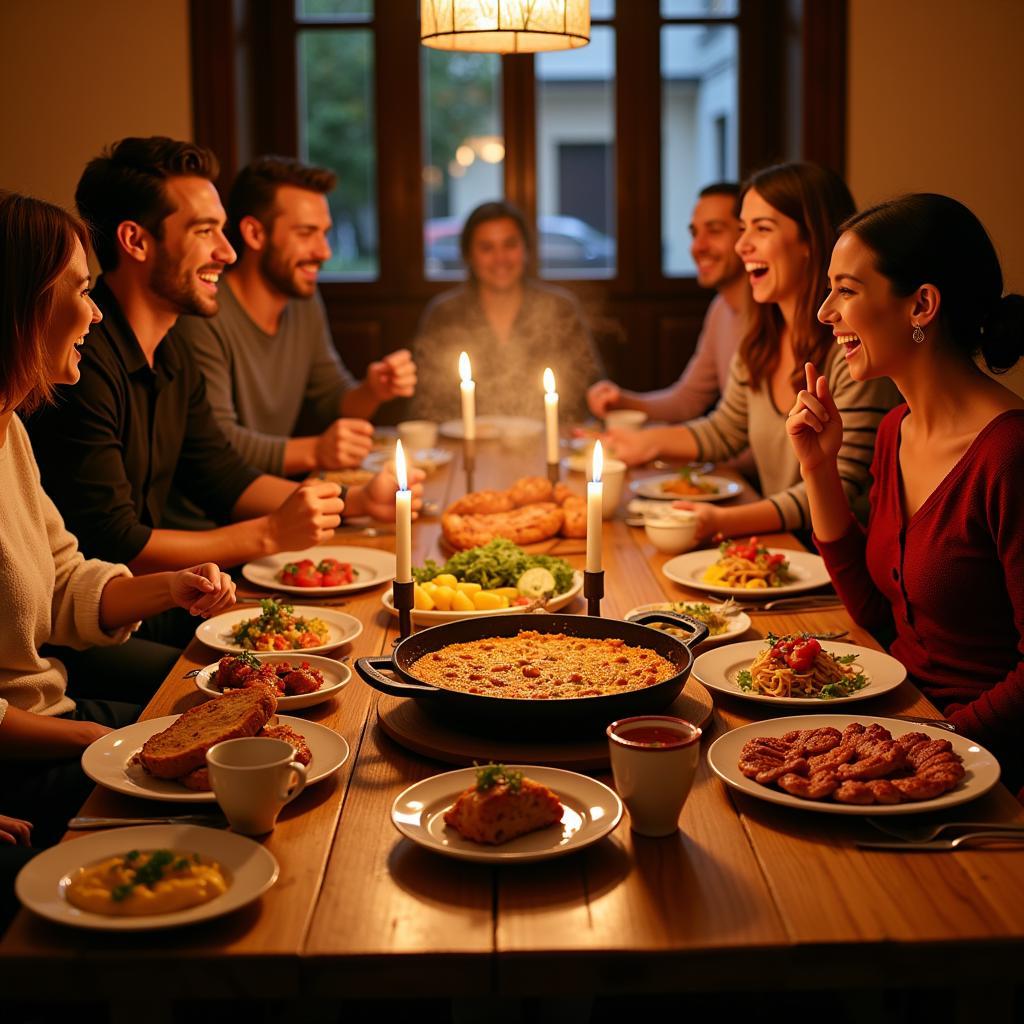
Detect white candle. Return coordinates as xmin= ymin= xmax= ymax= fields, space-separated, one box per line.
xmin=543 ymin=367 xmax=559 ymax=464
xmin=459 ymin=351 xmax=476 ymax=441
xmin=394 ymin=440 xmax=412 ymax=583
xmin=586 ymin=440 xmax=603 ymax=573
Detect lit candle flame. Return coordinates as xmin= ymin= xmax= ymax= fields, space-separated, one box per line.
xmin=543 ymin=367 xmax=556 ymax=394
xmin=395 ymin=439 xmax=408 ymax=491
xmin=592 ymin=439 xmax=603 ymax=483
xmin=459 ymin=351 xmax=472 ymax=383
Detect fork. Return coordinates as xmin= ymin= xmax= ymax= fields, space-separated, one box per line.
xmin=856 ymin=831 xmax=1024 ymax=852
xmin=865 ymin=817 xmax=1024 ymax=842
xmin=68 ymin=814 xmax=228 ymax=829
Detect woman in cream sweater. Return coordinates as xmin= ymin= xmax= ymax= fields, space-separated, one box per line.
xmin=0 ymin=190 xmax=237 ymax=846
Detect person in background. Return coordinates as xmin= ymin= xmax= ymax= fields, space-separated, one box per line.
xmin=787 ymin=193 xmax=1024 ymax=794
xmin=170 ymin=156 xmax=416 ymax=497
xmin=0 ymin=190 xmax=236 ymax=848
xmin=26 ymin=138 xmax=422 ymax=645
xmin=606 ymin=163 xmax=899 ymax=543
xmin=587 ymin=182 xmax=749 ymax=423
xmin=410 ymin=200 xmax=604 ymax=424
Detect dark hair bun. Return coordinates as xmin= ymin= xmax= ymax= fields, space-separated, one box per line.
xmin=982 ymin=293 xmax=1024 ymax=373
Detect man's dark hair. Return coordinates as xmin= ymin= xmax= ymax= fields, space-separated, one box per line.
xmin=698 ymin=182 xmax=741 ymax=200
xmin=75 ymin=137 xmax=220 ymax=271
xmin=226 ymin=156 xmax=337 ymax=253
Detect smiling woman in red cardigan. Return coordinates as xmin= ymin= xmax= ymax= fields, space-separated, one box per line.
xmin=786 ymin=193 xmax=1024 ymax=795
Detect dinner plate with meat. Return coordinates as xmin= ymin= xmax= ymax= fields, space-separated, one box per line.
xmin=630 ymin=473 xmax=742 ymax=503
xmin=192 ymin=652 xmax=351 ymax=711
xmin=242 ymin=545 xmax=397 ymax=595
xmin=391 ymin=764 xmax=622 ymax=863
xmin=707 ymin=714 xmax=1001 ymax=815
xmin=81 ymin=708 xmax=349 ymax=803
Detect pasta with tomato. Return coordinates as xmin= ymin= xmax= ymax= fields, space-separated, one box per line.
xmin=702 ymin=537 xmax=793 ymax=589
xmin=737 ymin=634 xmax=868 ymax=699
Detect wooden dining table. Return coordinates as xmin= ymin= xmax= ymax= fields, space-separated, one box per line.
xmin=3 ymin=433 xmax=1023 ymax=1015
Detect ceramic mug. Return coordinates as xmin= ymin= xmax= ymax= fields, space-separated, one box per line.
xmin=607 ymin=716 xmax=702 ymax=837
xmin=397 ymin=419 xmax=439 ymax=452
xmin=206 ymin=737 xmax=308 ymax=836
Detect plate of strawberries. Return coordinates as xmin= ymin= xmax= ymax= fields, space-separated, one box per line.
xmin=242 ymin=546 xmax=397 ymax=595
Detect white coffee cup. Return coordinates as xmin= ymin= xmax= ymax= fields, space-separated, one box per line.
xmin=607 ymin=716 xmax=702 ymax=837
xmin=206 ymin=737 xmax=308 ymax=836
xmin=600 ymin=457 xmax=627 ymax=519
xmin=397 ymin=419 xmax=438 ymax=452
xmin=604 ymin=409 xmax=648 ymax=431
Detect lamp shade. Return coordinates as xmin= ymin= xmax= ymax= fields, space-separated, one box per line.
xmin=421 ymin=0 xmax=590 ymax=54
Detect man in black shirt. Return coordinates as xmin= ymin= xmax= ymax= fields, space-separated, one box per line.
xmin=29 ymin=138 xmax=418 ymax=586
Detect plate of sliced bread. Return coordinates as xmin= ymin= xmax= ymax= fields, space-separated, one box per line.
xmin=81 ymin=687 xmax=349 ymax=802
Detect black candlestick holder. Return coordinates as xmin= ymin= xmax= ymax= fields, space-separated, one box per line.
xmin=584 ymin=569 xmax=605 ymax=617
xmin=463 ymin=437 xmax=476 ymax=493
xmin=547 ymin=460 xmax=560 ymax=486
xmin=393 ymin=579 xmax=415 ymax=639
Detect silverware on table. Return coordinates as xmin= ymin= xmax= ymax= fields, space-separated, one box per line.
xmin=856 ymin=831 xmax=1024 ymax=852
xmin=883 ymin=714 xmax=957 ymax=732
xmin=749 ymin=595 xmax=844 ymax=613
xmin=68 ymin=815 xmax=228 ymax=829
xmin=865 ymin=818 xmax=1024 ymax=843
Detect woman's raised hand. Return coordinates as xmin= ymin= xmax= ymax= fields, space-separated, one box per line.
xmin=787 ymin=362 xmax=844 ymax=472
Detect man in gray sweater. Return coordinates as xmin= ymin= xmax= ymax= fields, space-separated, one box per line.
xmin=170 ymin=157 xmax=416 ymax=482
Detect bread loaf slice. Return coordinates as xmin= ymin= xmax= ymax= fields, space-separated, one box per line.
xmin=140 ymin=687 xmax=278 ymax=779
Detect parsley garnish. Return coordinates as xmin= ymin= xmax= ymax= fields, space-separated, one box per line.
xmin=736 ymin=670 xmax=753 ymax=691
xmin=474 ymin=762 xmax=523 ymax=793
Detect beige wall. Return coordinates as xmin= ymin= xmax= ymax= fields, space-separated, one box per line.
xmin=0 ymin=0 xmax=192 ymax=210
xmin=847 ymin=0 xmax=1024 ymax=292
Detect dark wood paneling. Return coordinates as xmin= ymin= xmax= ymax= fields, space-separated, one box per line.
xmin=801 ymin=0 xmax=848 ymax=174
xmin=189 ymin=0 xmax=240 ymax=186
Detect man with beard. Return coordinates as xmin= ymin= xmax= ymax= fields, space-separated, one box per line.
xmin=587 ymin=183 xmax=749 ymax=422
xmin=27 ymin=139 xmax=420 ymax=645
xmin=169 ymin=156 xmax=416 ymax=491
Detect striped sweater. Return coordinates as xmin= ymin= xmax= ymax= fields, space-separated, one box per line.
xmin=686 ymin=346 xmax=900 ymax=531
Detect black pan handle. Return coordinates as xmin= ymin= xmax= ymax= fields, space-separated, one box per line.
xmin=626 ymin=611 xmax=709 ymax=650
xmin=354 ymin=656 xmax=439 ymax=697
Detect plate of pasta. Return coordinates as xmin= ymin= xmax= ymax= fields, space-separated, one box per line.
xmin=662 ymin=540 xmax=830 ymax=597
xmin=692 ymin=635 xmax=906 ymax=706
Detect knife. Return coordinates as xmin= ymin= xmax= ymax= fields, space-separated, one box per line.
xmin=68 ymin=815 xmax=228 ymax=829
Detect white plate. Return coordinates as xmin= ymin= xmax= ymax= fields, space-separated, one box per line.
xmin=439 ymin=416 xmax=544 ymax=442
xmin=382 ymin=571 xmax=584 ymax=625
xmin=81 ymin=715 xmax=350 ymax=803
xmin=693 ymin=640 xmax=906 ymax=706
xmin=623 ymin=601 xmax=752 ymax=648
xmin=15 ymin=825 xmax=278 ymax=932
xmin=195 ymin=606 xmax=363 ymax=655
xmin=192 ymin=653 xmax=352 ymax=711
xmin=391 ymin=766 xmax=623 ymax=863
xmin=707 ymin=714 xmax=1001 ymax=815
xmin=630 ymin=473 xmax=742 ymax=503
xmin=241 ymin=546 xmax=396 ymax=596
xmin=363 ymin=447 xmax=453 ymax=474
xmin=662 ymin=548 xmax=831 ymax=599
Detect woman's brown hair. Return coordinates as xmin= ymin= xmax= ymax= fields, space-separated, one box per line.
xmin=0 ymin=190 xmax=90 ymax=412
xmin=738 ymin=163 xmax=856 ymax=390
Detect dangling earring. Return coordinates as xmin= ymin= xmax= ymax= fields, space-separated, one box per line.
xmin=912 ymin=323 xmax=925 ymax=344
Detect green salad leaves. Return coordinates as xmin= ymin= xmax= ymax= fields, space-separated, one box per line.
xmin=413 ymin=538 xmax=575 ymax=594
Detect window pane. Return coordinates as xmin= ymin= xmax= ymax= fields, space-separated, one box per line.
xmin=536 ymin=25 xmax=615 ymax=279
xmin=661 ymin=0 xmax=738 ymax=17
xmin=298 ymin=30 xmax=377 ymax=278
xmin=590 ymin=0 xmax=614 ymax=18
xmin=296 ymin=0 xmax=372 ymax=19
xmin=661 ymin=23 xmax=738 ymax=276
xmin=421 ymin=51 xmax=503 ymax=279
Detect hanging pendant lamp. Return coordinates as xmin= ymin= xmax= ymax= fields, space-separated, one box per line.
xmin=421 ymin=0 xmax=591 ymax=54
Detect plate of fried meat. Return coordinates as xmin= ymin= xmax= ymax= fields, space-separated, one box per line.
xmin=707 ymin=714 xmax=1000 ymax=815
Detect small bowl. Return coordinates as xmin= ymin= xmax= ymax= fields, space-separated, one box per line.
xmin=644 ymin=511 xmax=698 ymax=554
xmin=397 ymin=420 xmax=439 ymax=452
xmin=605 ymin=409 xmax=649 ymax=431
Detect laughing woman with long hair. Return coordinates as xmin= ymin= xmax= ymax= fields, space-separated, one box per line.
xmin=607 ymin=163 xmax=899 ymax=542
xmin=0 ymin=191 xmax=237 ymax=851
